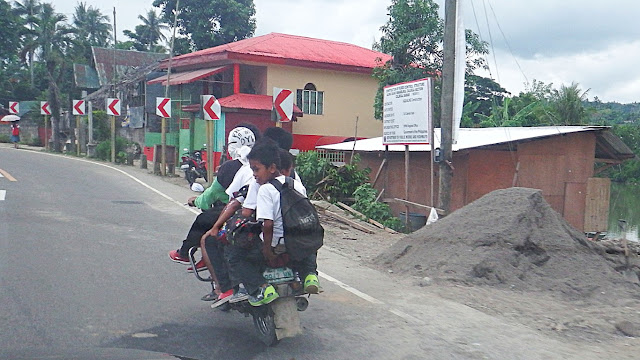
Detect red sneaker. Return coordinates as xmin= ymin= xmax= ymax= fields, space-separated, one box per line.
xmin=211 ymin=289 xmax=234 ymax=309
xmin=168 ymin=250 xmax=190 ymax=265
xmin=187 ymin=259 xmax=207 ymax=273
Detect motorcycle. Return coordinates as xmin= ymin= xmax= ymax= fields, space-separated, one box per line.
xmin=188 ymin=247 xmax=310 ymax=346
xmin=180 ymin=149 xmax=208 ymax=185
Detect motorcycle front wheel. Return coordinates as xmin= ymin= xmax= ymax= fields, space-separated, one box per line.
xmin=252 ymin=305 xmax=279 ymax=346
xmin=185 ymin=170 xmax=196 ymax=185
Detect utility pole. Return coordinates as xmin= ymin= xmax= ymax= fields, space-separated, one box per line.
xmin=439 ymin=0 xmax=457 ymax=213
xmin=162 ymin=0 xmax=180 ymax=176
xmin=111 ymin=7 xmax=117 ymax=163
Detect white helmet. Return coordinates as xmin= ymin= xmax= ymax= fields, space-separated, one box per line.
xmin=227 ymin=126 xmax=256 ymax=160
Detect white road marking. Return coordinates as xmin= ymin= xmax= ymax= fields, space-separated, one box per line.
xmin=318 ymin=270 xmax=424 ymax=324
xmin=0 ymin=190 xmax=5 ymax=201
xmin=318 ymin=271 xmax=384 ymax=304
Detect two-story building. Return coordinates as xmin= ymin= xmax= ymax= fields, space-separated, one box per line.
xmin=145 ymin=32 xmax=392 ymax=164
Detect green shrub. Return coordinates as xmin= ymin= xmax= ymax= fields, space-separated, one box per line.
xmin=294 ymin=151 xmax=331 ymax=197
xmin=96 ymin=136 xmax=131 ymax=162
xmin=0 ymin=134 xmax=9 ymax=143
xmin=352 ymin=183 xmax=404 ymax=232
xmin=295 ymin=152 xmax=371 ymax=202
xmin=91 ymin=110 xmax=111 ymax=142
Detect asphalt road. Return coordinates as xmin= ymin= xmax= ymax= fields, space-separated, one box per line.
xmin=0 ymin=146 xmax=629 ymax=360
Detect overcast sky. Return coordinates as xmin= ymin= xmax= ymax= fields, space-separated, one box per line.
xmin=55 ymin=0 xmax=640 ymax=103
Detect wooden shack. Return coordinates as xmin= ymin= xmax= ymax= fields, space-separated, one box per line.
xmin=318 ymin=126 xmax=635 ymax=232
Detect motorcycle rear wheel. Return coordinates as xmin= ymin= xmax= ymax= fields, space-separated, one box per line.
xmin=252 ymin=306 xmax=279 ymax=346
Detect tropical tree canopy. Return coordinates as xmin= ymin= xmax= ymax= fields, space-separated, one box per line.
xmin=372 ymin=0 xmax=489 ymax=120
xmin=152 ymin=0 xmax=256 ymax=51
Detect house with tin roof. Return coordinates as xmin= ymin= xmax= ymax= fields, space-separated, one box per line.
xmin=145 ymin=32 xmax=392 ymax=162
xmin=319 ymin=126 xmax=635 ymax=232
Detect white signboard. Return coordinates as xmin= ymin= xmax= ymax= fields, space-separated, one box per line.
xmin=383 ymin=78 xmax=432 ymax=145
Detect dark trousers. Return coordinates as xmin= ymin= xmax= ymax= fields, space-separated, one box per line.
xmin=290 ymin=252 xmax=318 ymax=281
xmin=204 ymin=236 xmax=232 ymax=293
xmin=178 ymin=207 xmax=222 ymax=257
xmin=225 ymin=244 xmax=266 ymax=296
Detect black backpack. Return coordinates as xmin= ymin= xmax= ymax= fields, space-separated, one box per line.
xmin=269 ymin=177 xmax=324 ymax=261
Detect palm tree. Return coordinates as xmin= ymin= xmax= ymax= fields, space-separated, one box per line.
xmin=14 ymin=0 xmax=42 ymax=87
xmin=139 ymin=9 xmax=168 ymax=50
xmin=34 ymin=3 xmax=75 ymax=152
xmin=73 ymin=2 xmax=111 ymax=47
xmin=124 ymin=9 xmax=168 ymax=52
xmin=550 ymin=82 xmax=589 ymax=125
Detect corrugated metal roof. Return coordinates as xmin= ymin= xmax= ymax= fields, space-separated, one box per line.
xmin=147 ymin=66 xmax=229 ymax=86
xmin=92 ymin=47 xmax=168 ymax=86
xmin=165 ymin=33 xmax=392 ymax=73
xmin=219 ymin=93 xmax=302 ymax=115
xmin=319 ymin=126 xmax=634 ymax=161
xmin=73 ymin=63 xmax=101 ymax=89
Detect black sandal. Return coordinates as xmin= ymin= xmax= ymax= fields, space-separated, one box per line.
xmin=201 ymin=291 xmax=219 ymax=301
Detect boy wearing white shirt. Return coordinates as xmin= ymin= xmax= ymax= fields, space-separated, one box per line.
xmin=226 ymin=142 xmax=319 ymax=306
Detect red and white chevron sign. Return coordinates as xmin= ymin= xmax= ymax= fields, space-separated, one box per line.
xmin=156 ymin=97 xmax=171 ymax=118
xmin=40 ymin=102 xmax=51 ymax=115
xmin=273 ymin=87 xmax=293 ymax=122
xmin=202 ymin=95 xmax=220 ymax=120
xmin=72 ymin=100 xmax=85 ymax=115
xmin=106 ymin=98 xmax=120 ymax=116
xmin=8 ymin=102 xmax=18 ymax=114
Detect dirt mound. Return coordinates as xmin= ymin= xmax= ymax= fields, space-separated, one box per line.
xmin=374 ymin=187 xmax=639 ymax=301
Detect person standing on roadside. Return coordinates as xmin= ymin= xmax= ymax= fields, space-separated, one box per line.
xmin=10 ymin=122 xmax=20 ymax=149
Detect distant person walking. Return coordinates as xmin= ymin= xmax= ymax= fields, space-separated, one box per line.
xmin=10 ymin=123 xmax=20 ymax=149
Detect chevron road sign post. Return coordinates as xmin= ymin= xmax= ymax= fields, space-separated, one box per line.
xmin=106 ymin=98 xmax=120 ymax=162
xmin=273 ymin=87 xmax=293 ymax=123
xmin=72 ymin=100 xmax=85 ymax=116
xmin=8 ymin=102 xmax=18 ymax=114
xmin=106 ymin=98 xmax=120 ymax=116
xmin=72 ymin=100 xmax=86 ymax=155
xmin=40 ymin=102 xmax=51 ymax=151
xmin=40 ymin=102 xmax=50 ymax=115
xmin=201 ymin=95 xmax=220 ymax=121
xmin=156 ymin=98 xmax=171 ymax=118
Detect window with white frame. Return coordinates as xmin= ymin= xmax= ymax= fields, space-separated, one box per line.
xmin=296 ymin=83 xmax=324 ymax=115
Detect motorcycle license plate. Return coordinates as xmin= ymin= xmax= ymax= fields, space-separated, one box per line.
xmin=180 ymin=164 xmax=189 ymax=170
xmin=263 ymin=267 xmax=295 ymax=283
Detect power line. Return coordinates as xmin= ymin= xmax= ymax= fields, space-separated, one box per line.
xmin=487 ymin=0 xmax=529 ymax=87
xmin=481 ymin=0 xmax=500 ymax=84
xmin=469 ymin=0 xmax=493 ymax=79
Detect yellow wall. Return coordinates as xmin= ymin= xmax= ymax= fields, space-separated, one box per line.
xmin=265 ymin=64 xmax=382 ymax=138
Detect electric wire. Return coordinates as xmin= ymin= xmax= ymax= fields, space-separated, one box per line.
xmin=469 ymin=0 xmax=493 ymax=79
xmin=487 ymin=0 xmax=529 ymax=87
xmin=481 ymin=0 xmax=500 ymax=84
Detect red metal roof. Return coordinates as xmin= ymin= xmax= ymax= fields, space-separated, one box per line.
xmin=147 ymin=66 xmax=229 ymax=85
xmin=219 ymin=93 xmax=302 ymax=115
xmin=164 ymin=33 xmax=392 ymax=74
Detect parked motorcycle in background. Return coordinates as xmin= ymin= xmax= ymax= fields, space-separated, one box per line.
xmin=180 ymin=148 xmax=208 ymax=186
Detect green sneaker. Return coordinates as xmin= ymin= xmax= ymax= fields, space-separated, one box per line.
xmin=248 ymin=285 xmax=279 ymax=306
xmin=304 ymin=274 xmax=319 ymax=294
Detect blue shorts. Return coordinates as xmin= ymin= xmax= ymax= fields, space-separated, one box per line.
xmin=10 ymin=135 xmax=20 ymax=143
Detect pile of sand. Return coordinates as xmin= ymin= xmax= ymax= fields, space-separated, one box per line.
xmin=375 ymin=187 xmax=639 ymax=301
